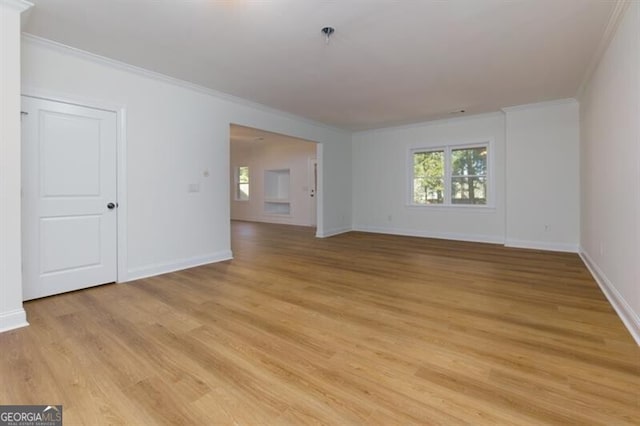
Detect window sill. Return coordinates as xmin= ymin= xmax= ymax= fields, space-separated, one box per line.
xmin=406 ymin=204 xmax=496 ymax=212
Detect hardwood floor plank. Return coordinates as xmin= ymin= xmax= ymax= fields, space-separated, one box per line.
xmin=0 ymin=221 xmax=638 ymax=424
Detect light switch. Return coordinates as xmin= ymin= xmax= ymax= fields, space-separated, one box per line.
xmin=188 ymin=183 xmax=200 ymax=193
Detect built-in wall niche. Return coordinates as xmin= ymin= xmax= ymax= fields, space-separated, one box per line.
xmin=264 ymin=169 xmax=291 ymax=215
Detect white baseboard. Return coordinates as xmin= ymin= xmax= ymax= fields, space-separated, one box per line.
xmin=505 ymin=239 xmax=579 ymax=253
xmin=579 ymin=248 xmax=640 ymax=346
xmin=0 ymin=308 xmax=29 ymax=333
xmin=125 ymin=250 xmax=233 ymax=282
xmin=316 ymin=226 xmax=352 ymax=238
xmin=353 ymin=225 xmax=504 ymax=245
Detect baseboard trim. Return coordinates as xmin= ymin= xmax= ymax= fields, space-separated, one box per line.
xmin=579 ymin=248 xmax=640 ymax=346
xmin=505 ymin=239 xmax=579 ymax=253
xmin=0 ymin=308 xmax=29 ymax=333
xmin=316 ymin=226 xmax=352 ymax=238
xmin=126 ymin=250 xmax=233 ymax=282
xmin=353 ymin=225 xmax=504 ymax=245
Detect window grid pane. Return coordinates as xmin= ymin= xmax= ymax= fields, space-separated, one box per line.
xmin=450 ymin=147 xmax=487 ymax=205
xmin=236 ymin=166 xmax=249 ymax=200
xmin=451 ymin=176 xmax=487 ymax=205
xmin=451 ymin=147 xmax=487 ymax=176
xmin=413 ymin=151 xmax=444 ymax=204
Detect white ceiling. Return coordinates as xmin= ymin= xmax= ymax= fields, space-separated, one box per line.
xmin=230 ymin=124 xmax=316 ymax=147
xmin=22 ymin=0 xmax=615 ymax=131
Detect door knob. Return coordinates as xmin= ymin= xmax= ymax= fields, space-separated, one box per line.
xmin=107 ymin=202 xmax=116 ymax=210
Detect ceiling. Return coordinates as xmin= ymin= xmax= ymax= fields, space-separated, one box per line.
xmin=230 ymin=124 xmax=317 ymax=147
xmin=22 ymin=0 xmax=615 ymax=131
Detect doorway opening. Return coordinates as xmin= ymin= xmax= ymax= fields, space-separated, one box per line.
xmin=229 ymin=124 xmax=320 ymax=237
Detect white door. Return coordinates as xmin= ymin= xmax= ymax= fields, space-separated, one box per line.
xmin=21 ymin=96 xmax=118 ymax=300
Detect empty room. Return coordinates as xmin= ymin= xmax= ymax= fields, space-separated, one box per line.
xmin=1 ymin=0 xmax=638 ymax=425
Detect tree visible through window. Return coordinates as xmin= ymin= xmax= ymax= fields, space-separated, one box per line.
xmin=413 ymin=151 xmax=444 ymax=204
xmin=236 ymin=166 xmax=249 ymax=200
xmin=411 ymin=144 xmax=489 ymax=206
xmin=451 ymin=147 xmax=487 ymax=205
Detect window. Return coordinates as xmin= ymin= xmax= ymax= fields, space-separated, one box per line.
xmin=236 ymin=166 xmax=249 ymax=201
xmin=411 ymin=143 xmax=489 ymax=206
xmin=413 ymin=150 xmax=445 ymax=204
xmin=451 ymin=146 xmax=487 ymax=205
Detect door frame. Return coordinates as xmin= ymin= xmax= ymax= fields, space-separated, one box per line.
xmin=21 ymin=88 xmax=128 ymax=284
xmin=308 ymin=157 xmax=318 ymax=227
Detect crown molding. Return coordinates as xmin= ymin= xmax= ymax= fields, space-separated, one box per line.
xmin=501 ymin=98 xmax=578 ymax=113
xmin=1 ymin=0 xmax=33 ymax=12
xmin=21 ymin=33 xmax=348 ymax=135
xmin=353 ymin=111 xmax=505 ymax=136
xmin=576 ymin=0 xmax=631 ymax=99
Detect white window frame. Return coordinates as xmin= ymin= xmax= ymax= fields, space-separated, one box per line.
xmin=235 ymin=165 xmax=250 ymax=201
xmin=408 ymin=140 xmax=493 ymax=208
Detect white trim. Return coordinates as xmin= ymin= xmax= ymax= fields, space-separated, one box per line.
xmin=353 ymin=225 xmax=504 ymax=245
xmin=0 ymin=308 xmax=29 ymax=333
xmin=0 ymin=0 xmax=33 ymax=12
xmin=21 ymin=33 xmax=344 ymax=134
xmin=501 ymin=98 xmax=578 ymax=113
xmin=126 ymin=250 xmax=233 ymax=282
xmin=576 ymin=1 xmax=631 ymax=99
xmin=316 ymin=226 xmax=352 ymax=238
xmin=504 ymin=239 xmax=578 ymax=253
xmin=116 ymin=108 xmax=128 ymax=283
xmin=308 ymin=157 xmax=318 ymax=227
xmin=579 ymin=247 xmax=640 ymax=346
xmin=315 ymin=143 xmax=324 ymax=236
xmin=502 ymin=109 xmax=509 ymax=260
xmin=20 ymin=91 xmax=130 ymax=284
xmin=354 ymin=111 xmax=505 ymax=136
xmin=405 ymin=204 xmax=497 ymax=212
xmin=22 ymin=87 xmax=124 ymax=115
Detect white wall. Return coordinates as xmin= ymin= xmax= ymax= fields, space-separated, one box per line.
xmin=352 ymin=113 xmax=506 ymax=243
xmin=579 ymin=3 xmax=639 ymax=343
xmin=0 ymin=1 xmax=30 ymax=332
xmin=19 ymin=36 xmax=351 ymax=286
xmin=504 ymin=100 xmax=580 ymax=252
xmin=231 ymin=138 xmax=317 ymax=226
xmin=352 ymin=103 xmax=581 ymax=250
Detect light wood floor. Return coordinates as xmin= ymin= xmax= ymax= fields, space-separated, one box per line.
xmin=1 ymin=221 xmax=638 ymax=425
